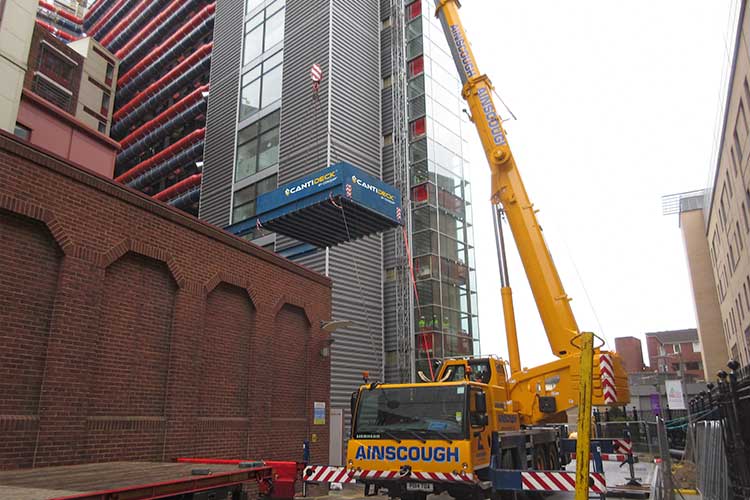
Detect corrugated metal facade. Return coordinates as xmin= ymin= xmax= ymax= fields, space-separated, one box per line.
xmin=201 ymin=0 xmax=385 ymax=429
xmin=199 ymin=0 xmax=244 ymax=227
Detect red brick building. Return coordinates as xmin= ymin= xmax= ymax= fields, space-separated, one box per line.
xmin=0 ymin=131 xmax=332 ymax=469
xmin=614 ymin=336 xmax=646 ymax=373
xmin=645 ymin=329 xmax=704 ymax=380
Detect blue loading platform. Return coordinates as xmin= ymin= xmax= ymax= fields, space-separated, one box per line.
xmin=227 ymin=162 xmax=403 ymax=247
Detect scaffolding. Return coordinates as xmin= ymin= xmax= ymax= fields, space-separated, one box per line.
xmin=390 ymin=0 xmax=415 ymax=383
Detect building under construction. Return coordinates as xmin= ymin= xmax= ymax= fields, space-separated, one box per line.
xmin=32 ymin=0 xmax=481 ymax=460
xmin=35 ymin=0 xmax=213 ymax=214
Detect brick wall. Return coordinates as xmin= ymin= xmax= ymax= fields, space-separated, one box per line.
xmin=0 ymin=131 xmax=332 ymax=469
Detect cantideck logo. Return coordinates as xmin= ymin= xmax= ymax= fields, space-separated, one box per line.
xmin=284 ymin=171 xmax=337 ymax=196
xmin=351 ymin=176 xmax=395 ymax=203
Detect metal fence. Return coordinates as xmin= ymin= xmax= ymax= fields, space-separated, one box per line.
xmin=688 ymin=361 xmax=750 ymax=500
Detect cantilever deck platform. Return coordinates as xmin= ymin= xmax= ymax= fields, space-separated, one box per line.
xmin=0 ymin=462 xmax=271 ymax=500
xmin=227 ymin=162 xmax=402 ymax=247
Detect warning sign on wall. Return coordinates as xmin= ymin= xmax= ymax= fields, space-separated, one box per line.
xmin=314 ymin=402 xmax=326 ymax=425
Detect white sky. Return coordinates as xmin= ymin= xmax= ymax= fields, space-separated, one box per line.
xmin=457 ymin=1 xmax=740 ymax=368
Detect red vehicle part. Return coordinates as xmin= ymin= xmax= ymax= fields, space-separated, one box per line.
xmin=177 ymin=458 xmax=305 ymax=500
xmin=50 ymin=466 xmax=273 ymax=500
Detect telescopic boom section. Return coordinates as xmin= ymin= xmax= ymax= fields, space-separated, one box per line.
xmin=435 ymin=0 xmax=579 ymax=359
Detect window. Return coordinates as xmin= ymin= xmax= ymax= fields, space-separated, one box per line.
xmin=743 ymin=202 xmax=750 ymax=233
xmin=383 ymin=133 xmax=393 ymax=146
xmin=686 ymin=362 xmax=700 ymax=371
xmin=408 ymin=55 xmax=424 ymax=78
xmin=97 ymin=121 xmax=106 ymax=134
xmin=406 ymin=0 xmax=421 ymax=20
xmin=737 ymin=101 xmax=748 ymax=141
xmin=673 ymin=343 xmax=681 ymax=353
xmin=734 ymin=129 xmax=743 ymax=161
xmin=13 ymin=123 xmax=31 ymax=140
xmin=232 ymin=174 xmax=277 ymax=223
xmin=235 ymin=110 xmax=280 ymax=181
xmin=243 ymin=4 xmax=285 ymax=66
xmin=381 ymin=16 xmax=392 ymax=29
xmin=239 ymin=51 xmax=283 ymax=122
xmin=410 ymin=117 xmax=426 ymax=140
xmin=692 ymin=341 xmax=702 ymax=353
xmin=671 ymin=363 xmax=680 ymax=371
xmin=738 ymin=222 xmax=744 ymax=250
xmin=382 ymin=75 xmax=393 ymax=89
xmin=100 ymin=91 xmax=110 ymax=115
xmin=105 ymin=62 xmax=114 ymax=86
xmin=32 ymin=74 xmax=73 ymax=112
xmin=38 ymin=44 xmax=75 ymax=87
xmin=731 ymin=147 xmax=740 ymax=176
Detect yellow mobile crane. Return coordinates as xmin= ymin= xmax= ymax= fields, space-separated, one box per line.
xmin=308 ymin=1 xmax=630 ymax=498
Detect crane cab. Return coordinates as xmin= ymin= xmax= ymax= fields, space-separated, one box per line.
xmin=435 ymin=357 xmax=508 ymax=387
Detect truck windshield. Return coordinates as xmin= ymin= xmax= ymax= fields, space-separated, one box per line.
xmin=354 ymin=385 xmax=468 ymax=440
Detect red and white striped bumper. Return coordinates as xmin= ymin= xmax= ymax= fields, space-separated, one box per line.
xmin=521 ymin=471 xmax=606 ymax=494
xmin=304 ymin=466 xmax=476 ymax=484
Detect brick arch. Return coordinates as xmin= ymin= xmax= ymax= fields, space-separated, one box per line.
xmin=0 ymin=208 xmax=64 ymax=468
xmin=0 ymin=193 xmax=73 ymax=254
xmin=99 ymin=239 xmax=185 ymax=287
xmin=204 ymin=272 xmax=258 ymax=309
xmin=271 ymin=295 xmax=314 ymax=325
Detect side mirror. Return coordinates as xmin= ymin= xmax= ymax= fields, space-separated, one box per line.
xmin=474 ymin=391 xmax=487 ymax=413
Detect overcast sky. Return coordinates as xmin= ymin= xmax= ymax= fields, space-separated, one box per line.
xmin=457 ymin=1 xmax=740 ymax=368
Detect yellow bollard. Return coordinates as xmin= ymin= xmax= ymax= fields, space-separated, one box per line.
xmin=575 ymin=332 xmax=594 ymax=500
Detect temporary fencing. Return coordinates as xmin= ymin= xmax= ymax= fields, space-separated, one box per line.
xmin=688 ymin=361 xmax=750 ymax=500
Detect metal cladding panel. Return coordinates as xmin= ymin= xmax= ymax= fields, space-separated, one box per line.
xmin=198 ymin=0 xmax=243 ymax=227
xmin=329 ymin=1 xmax=381 ymax=177
xmin=381 ymin=88 xmax=393 ymax=134
xmin=278 ymin=0 xmax=330 ymax=183
xmin=380 ymin=27 xmax=392 ymax=80
xmin=279 ymin=0 xmax=384 ymax=419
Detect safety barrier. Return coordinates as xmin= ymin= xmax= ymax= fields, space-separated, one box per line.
xmin=688 ymin=361 xmax=750 ymax=500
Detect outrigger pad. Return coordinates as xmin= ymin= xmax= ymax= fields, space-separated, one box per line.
xmin=227 ymin=162 xmax=403 ymax=247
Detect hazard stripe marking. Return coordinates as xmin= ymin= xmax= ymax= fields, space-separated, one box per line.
xmin=520 ymin=472 xmax=606 ymax=493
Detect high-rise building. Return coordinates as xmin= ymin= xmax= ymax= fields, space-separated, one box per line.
xmin=703 ymin=0 xmax=750 ymax=366
xmin=199 ymin=0 xmax=479 ymax=446
xmin=663 ymin=190 xmax=729 ymax=379
xmin=33 ymin=0 xmax=215 ymax=214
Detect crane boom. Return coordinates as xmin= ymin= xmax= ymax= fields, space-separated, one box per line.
xmin=436 ymin=0 xmax=579 ymax=361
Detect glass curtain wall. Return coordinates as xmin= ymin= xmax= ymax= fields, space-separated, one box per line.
xmin=232 ymin=0 xmax=285 ymax=229
xmin=404 ymin=0 xmax=480 ymax=375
